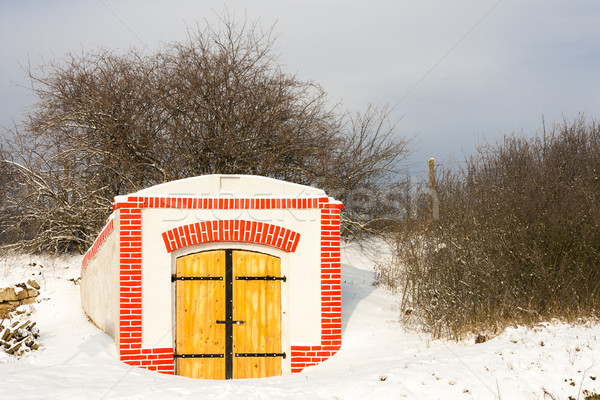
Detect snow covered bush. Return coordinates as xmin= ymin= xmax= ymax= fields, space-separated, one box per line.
xmin=393 ymin=116 xmax=600 ymax=339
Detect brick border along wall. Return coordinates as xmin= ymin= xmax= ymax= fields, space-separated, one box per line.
xmin=161 ymin=220 xmax=301 ymax=253
xmin=81 ymin=218 xmax=114 ymax=277
xmin=101 ymin=195 xmax=342 ymax=375
xmin=290 ymin=201 xmax=342 ymax=373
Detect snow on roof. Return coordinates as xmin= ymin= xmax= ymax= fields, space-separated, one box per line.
xmin=132 ymin=174 xmax=326 ymax=198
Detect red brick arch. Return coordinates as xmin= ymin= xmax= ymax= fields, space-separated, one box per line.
xmin=161 ymin=219 xmax=300 ymax=253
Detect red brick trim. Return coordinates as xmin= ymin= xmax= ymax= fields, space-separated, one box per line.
xmin=114 ymin=196 xmax=324 ymax=210
xmin=119 ymin=207 xmax=142 ymax=364
xmin=81 ymin=218 xmax=114 ymax=277
xmin=290 ymin=202 xmax=343 ymax=373
xmin=121 ymin=347 xmax=175 ymax=374
xmin=115 ymin=208 xmax=176 ymax=374
xmin=161 ymin=220 xmax=300 ymax=253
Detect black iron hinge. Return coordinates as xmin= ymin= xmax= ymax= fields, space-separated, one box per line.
xmin=172 ymin=274 xmax=223 ymax=282
xmin=235 ymin=352 xmax=287 ymax=359
xmin=235 ymin=275 xmax=287 ymax=282
xmin=174 ymin=353 xmax=224 ymax=358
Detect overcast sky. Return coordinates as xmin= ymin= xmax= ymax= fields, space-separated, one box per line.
xmin=1 ymin=0 xmax=599 ymax=173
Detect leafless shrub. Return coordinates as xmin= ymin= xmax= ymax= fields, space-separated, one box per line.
xmin=391 ymin=116 xmax=600 ymax=339
xmin=0 ymin=13 xmax=410 ymax=253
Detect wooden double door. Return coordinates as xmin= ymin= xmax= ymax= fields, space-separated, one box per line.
xmin=174 ymin=249 xmax=284 ymax=379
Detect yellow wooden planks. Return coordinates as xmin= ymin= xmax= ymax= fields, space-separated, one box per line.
xmin=175 ymin=249 xmax=282 ymax=380
xmin=232 ymin=251 xmax=282 ymax=379
xmin=175 ymin=251 xmax=226 ymax=379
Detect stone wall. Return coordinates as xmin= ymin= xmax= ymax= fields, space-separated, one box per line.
xmin=0 ymin=280 xmax=40 ymax=318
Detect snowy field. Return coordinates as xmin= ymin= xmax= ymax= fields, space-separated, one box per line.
xmin=0 ymin=245 xmax=599 ymax=400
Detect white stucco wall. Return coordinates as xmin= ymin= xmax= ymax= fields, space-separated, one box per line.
xmin=139 ymin=207 xmax=322 ymax=356
xmin=133 ymin=174 xmax=325 ymax=198
xmin=132 ymin=175 xmax=325 ymax=356
xmin=80 ymin=220 xmax=120 ymax=342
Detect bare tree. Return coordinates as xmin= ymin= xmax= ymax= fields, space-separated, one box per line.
xmin=321 ymin=105 xmax=412 ymax=238
xmin=159 ymin=19 xmax=343 ymax=183
xmin=1 ymin=14 xmax=411 ymax=253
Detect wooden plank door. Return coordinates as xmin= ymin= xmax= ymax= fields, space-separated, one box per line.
xmin=232 ymin=250 xmax=282 ymax=379
xmin=175 ymin=249 xmax=283 ymax=379
xmin=175 ymin=250 xmax=226 ymax=379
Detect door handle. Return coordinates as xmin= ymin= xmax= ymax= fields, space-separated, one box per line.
xmin=216 ymin=320 xmax=245 ymax=325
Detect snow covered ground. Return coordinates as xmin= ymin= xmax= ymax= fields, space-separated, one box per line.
xmin=0 ymin=245 xmax=599 ymax=399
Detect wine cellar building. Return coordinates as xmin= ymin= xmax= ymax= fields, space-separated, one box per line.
xmin=80 ymin=175 xmax=343 ymax=379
